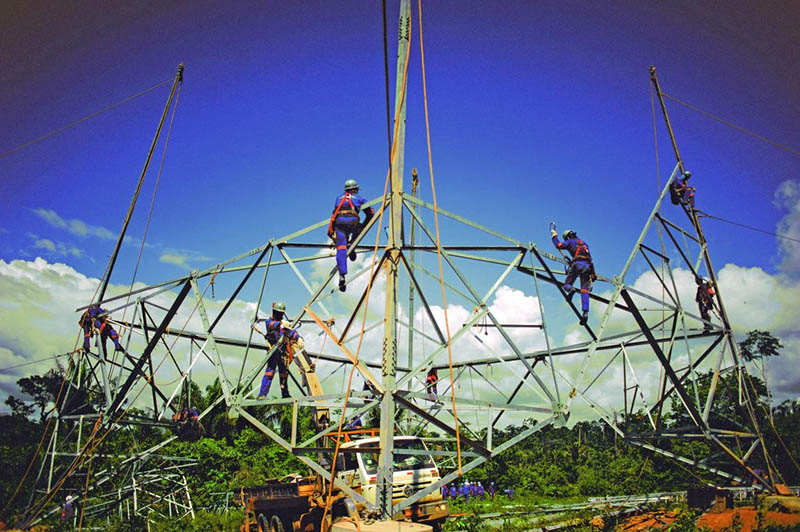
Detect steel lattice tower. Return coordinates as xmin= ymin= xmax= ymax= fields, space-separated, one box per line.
xmin=28 ymin=2 xmax=776 ymax=527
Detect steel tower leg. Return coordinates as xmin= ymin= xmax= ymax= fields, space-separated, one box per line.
xmin=377 ymin=0 xmax=410 ymax=520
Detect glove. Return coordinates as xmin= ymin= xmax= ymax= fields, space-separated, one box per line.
xmin=327 ymin=230 xmax=335 ymax=239
xmin=281 ymin=319 xmax=292 ymax=330
xmin=550 ymin=229 xmax=558 ymax=238
xmin=293 ymin=337 xmax=305 ymax=351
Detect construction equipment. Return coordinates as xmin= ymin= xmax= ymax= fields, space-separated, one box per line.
xmin=238 ymin=436 xmax=447 ymax=532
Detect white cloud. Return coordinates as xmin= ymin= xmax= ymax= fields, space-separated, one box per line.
xmin=158 ymin=249 xmax=213 ymax=270
xmin=1 ymin=255 xmax=795 ymax=430
xmin=584 ymin=263 xmax=800 ymax=412
xmin=159 ymin=253 xmax=189 ymax=268
xmin=774 ymin=179 xmax=800 ymax=275
xmin=30 ymin=234 xmax=83 ymax=258
xmin=32 ymin=208 xmax=115 ymax=240
xmin=34 ymin=238 xmax=56 ymax=252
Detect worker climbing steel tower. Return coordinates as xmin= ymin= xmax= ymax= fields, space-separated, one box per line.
xmin=551 ymin=228 xmax=595 ymax=325
xmin=79 ymin=304 xmax=124 ymax=353
xmin=328 ymin=179 xmax=374 ymax=292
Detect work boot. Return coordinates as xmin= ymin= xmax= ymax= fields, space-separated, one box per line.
xmin=257 ymin=395 xmax=266 ymax=401
xmin=338 ymin=274 xmax=346 ymax=292
xmin=349 ymin=250 xmax=357 ymax=261
xmin=579 ymin=310 xmax=589 ymax=326
xmin=281 ymin=388 xmax=291 ymax=399
xmin=114 ymin=344 xmax=125 ymax=352
xmin=703 ymin=324 xmax=712 ymax=332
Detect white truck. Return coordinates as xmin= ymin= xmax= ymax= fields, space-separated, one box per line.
xmin=240 ymin=435 xmax=448 ymax=531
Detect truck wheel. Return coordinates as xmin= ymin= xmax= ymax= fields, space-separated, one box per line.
xmin=270 ymin=515 xmax=285 ymax=532
xmin=258 ymin=513 xmax=270 ymax=532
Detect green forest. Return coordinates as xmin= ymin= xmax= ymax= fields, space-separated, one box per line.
xmin=1 ymin=330 xmax=798 ymax=531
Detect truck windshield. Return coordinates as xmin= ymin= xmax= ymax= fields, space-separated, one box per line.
xmin=358 ymin=439 xmax=435 ymax=475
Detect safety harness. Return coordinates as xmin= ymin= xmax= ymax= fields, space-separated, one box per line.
xmin=426 ymin=370 xmax=439 ymax=385
xmin=327 ymin=193 xmax=358 ymax=235
xmin=572 ymin=239 xmax=591 ymax=262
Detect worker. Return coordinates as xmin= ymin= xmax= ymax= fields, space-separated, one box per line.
xmin=488 ymin=481 xmax=496 ymax=500
xmin=670 ymin=170 xmax=695 ymax=208
xmin=346 ymin=415 xmax=363 ymax=430
xmin=327 ymin=179 xmax=374 ymax=292
xmin=62 ymin=494 xmax=75 ymax=522
xmin=173 ymin=406 xmax=204 ymax=440
xmin=695 ymin=277 xmax=715 ymax=331
xmin=425 ymin=368 xmax=439 ymax=395
xmin=79 ymin=304 xmax=123 ymax=353
xmin=255 ymin=302 xmax=304 ymax=399
xmin=551 ymin=228 xmax=594 ymax=325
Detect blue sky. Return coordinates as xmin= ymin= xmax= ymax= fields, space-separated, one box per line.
xmin=1 ymin=1 xmax=799 ymax=407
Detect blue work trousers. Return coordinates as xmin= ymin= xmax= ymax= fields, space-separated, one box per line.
xmin=564 ymin=261 xmax=593 ymax=312
xmin=259 ymin=350 xmax=289 ymax=397
xmin=334 ymin=217 xmax=360 ymax=275
xmin=83 ymin=319 xmax=122 ymax=351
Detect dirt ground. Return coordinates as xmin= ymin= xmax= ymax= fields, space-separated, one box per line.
xmin=613 ymin=506 xmax=800 ymax=531
xmin=697 ymin=507 xmax=800 ymax=531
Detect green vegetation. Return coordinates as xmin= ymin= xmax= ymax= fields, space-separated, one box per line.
xmin=1 ymin=331 xmax=798 ymax=531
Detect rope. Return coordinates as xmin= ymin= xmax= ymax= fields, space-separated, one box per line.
xmin=122 ymin=80 xmax=182 ymax=325
xmin=321 ymin=3 xmax=413 ymax=523
xmin=661 ymin=92 xmax=800 ymax=158
xmin=695 ymin=210 xmax=800 ymax=244
xmin=0 ymin=78 xmax=173 ymax=160
xmin=77 ymin=427 xmax=99 ymax=532
xmin=0 ymin=350 xmax=75 ymax=373
xmin=417 ymin=0 xmax=462 ymax=474
xmin=210 ymin=267 xmax=220 ymax=299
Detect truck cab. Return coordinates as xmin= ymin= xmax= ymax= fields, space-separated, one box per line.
xmin=336 ymin=436 xmax=448 ymax=527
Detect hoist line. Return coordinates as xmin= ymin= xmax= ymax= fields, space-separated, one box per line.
xmin=662 ymin=92 xmax=800 ymax=158
xmin=22 ymin=73 xmax=187 ymax=518
xmin=650 ymin=73 xmax=668 ymax=403
xmin=696 ymin=210 xmax=800 ymax=244
xmin=0 ymin=351 xmax=75 ymax=373
xmin=653 ymin=67 xmax=779 ymax=491
xmin=122 ymin=80 xmax=183 ymax=325
xmin=0 ymin=78 xmax=172 ymax=161
xmin=96 ymin=64 xmax=184 ymax=304
xmin=418 ymin=0 xmax=462 ymax=474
